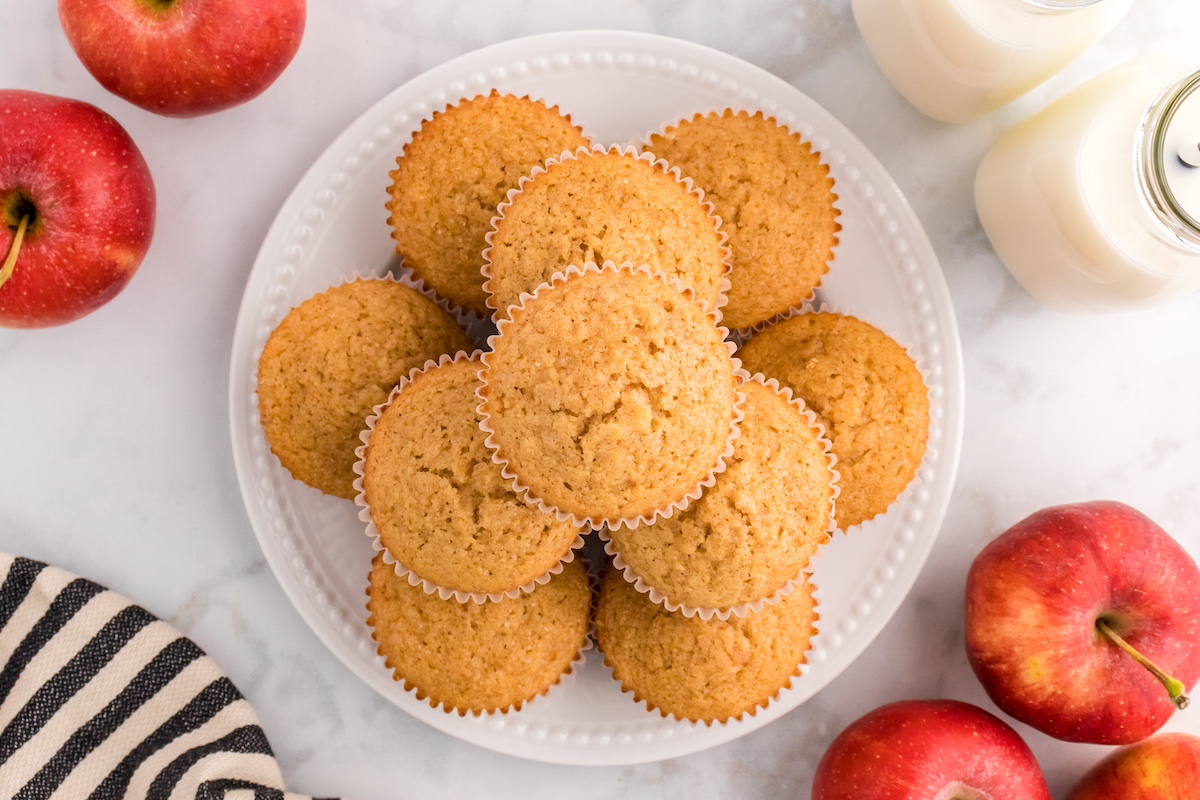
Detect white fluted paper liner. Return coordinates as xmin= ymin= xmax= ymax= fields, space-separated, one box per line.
xmin=595 ymin=566 xmax=824 ymax=726
xmin=738 ymin=302 xmax=934 ymax=533
xmin=638 ymin=108 xmax=843 ymax=335
xmin=353 ymin=350 xmax=587 ymax=605
xmin=476 ymin=260 xmax=748 ymax=533
xmin=599 ymin=373 xmax=840 ymax=621
xmin=388 ymin=90 xmax=590 ymax=328
xmin=480 ymin=143 xmax=733 ymax=323
xmin=364 ymin=556 xmax=595 ymax=718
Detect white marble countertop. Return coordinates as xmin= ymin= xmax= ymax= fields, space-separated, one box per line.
xmin=3 ymin=2 xmax=1200 ymax=798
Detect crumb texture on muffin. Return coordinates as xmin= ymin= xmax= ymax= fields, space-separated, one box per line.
xmin=367 ymin=556 xmax=591 ymax=715
xmin=363 ymin=355 xmax=582 ymax=596
xmin=388 ymin=92 xmax=589 ymax=315
xmin=478 ymin=264 xmax=739 ymax=526
xmin=647 ymin=110 xmax=840 ymax=330
xmin=606 ymin=378 xmax=833 ymax=611
xmin=257 ymin=279 xmax=471 ymax=499
xmin=485 ymin=148 xmax=727 ymax=317
xmin=595 ymin=569 xmax=817 ymax=723
xmin=738 ymin=312 xmax=928 ymax=529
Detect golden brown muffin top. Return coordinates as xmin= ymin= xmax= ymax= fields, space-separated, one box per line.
xmin=737 ymin=311 xmax=928 ymax=529
xmin=257 ymin=278 xmax=471 ymax=499
xmin=646 ymin=110 xmax=840 ymax=331
xmin=595 ymin=568 xmax=817 ymax=723
xmin=478 ymin=263 xmax=741 ymax=528
xmin=387 ymin=92 xmax=589 ymax=316
xmin=362 ymin=354 xmax=582 ymax=598
xmin=367 ymin=555 xmax=591 ymax=715
xmin=606 ymin=377 xmax=834 ymax=613
xmin=483 ymin=147 xmax=728 ymax=319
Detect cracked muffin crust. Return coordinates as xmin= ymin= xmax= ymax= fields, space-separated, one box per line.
xmin=256 ymin=278 xmax=472 ymax=499
xmin=387 ymin=92 xmax=590 ymax=316
xmin=367 ymin=555 xmax=591 ymax=715
xmin=595 ymin=567 xmax=817 ymax=723
xmin=737 ymin=311 xmax=928 ymax=529
xmin=477 ymin=262 xmax=742 ymax=528
xmin=483 ymin=147 xmax=728 ymax=319
xmin=361 ymin=353 xmax=583 ymax=597
xmin=646 ymin=109 xmax=840 ymax=331
xmin=605 ymin=376 xmax=835 ymax=614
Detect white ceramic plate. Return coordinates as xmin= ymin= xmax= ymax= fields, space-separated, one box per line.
xmin=228 ymin=30 xmax=964 ymax=766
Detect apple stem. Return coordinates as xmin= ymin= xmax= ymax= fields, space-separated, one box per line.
xmin=1097 ymin=619 xmax=1190 ymax=710
xmin=0 ymin=213 xmax=30 ymax=290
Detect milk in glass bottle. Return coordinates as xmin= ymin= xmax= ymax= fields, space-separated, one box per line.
xmin=852 ymin=0 xmax=1133 ymax=123
xmin=976 ymin=57 xmax=1200 ymax=312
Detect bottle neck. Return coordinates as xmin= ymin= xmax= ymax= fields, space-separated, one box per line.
xmin=1018 ymin=0 xmax=1106 ymax=9
xmin=1137 ymin=68 xmax=1200 ymax=253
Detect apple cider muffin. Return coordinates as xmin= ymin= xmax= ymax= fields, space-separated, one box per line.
xmin=604 ymin=375 xmax=836 ymax=615
xmin=483 ymin=146 xmax=729 ymax=319
xmin=738 ymin=311 xmax=928 ymax=529
xmin=367 ymin=555 xmax=591 ymax=715
xmin=360 ymin=353 xmax=583 ymax=599
xmin=477 ymin=262 xmax=742 ymax=529
xmin=387 ymin=92 xmax=589 ymax=316
xmin=256 ymin=278 xmax=471 ymax=499
xmin=595 ymin=568 xmax=818 ymax=723
xmin=645 ymin=110 xmax=840 ymax=331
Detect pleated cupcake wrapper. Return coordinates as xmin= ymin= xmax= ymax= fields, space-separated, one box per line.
xmin=597 ymin=567 xmax=825 ymax=727
xmin=387 ymin=90 xmax=590 ymax=329
xmin=476 ymin=260 xmax=748 ymax=533
xmin=353 ymin=350 xmax=588 ymax=605
xmin=740 ymin=301 xmax=935 ymax=534
xmin=480 ymin=143 xmax=733 ymax=323
xmin=364 ymin=555 xmax=596 ymax=718
xmin=599 ymin=373 xmax=840 ymax=621
xmin=638 ymin=108 xmax=844 ymax=335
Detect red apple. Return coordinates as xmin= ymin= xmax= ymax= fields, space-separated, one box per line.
xmin=966 ymin=501 xmax=1200 ymax=745
xmin=58 ymin=0 xmax=306 ymax=117
xmin=0 ymin=90 xmax=155 ymax=328
xmin=812 ymin=699 xmax=1051 ymax=800
xmin=1066 ymin=732 xmax=1200 ymax=799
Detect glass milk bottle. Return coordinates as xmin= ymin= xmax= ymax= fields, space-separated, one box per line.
xmin=852 ymin=0 xmax=1133 ymax=123
xmin=975 ymin=57 xmax=1200 ymax=313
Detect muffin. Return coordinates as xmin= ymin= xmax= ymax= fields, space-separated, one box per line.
xmin=738 ymin=311 xmax=928 ymax=529
xmin=257 ymin=278 xmax=472 ymax=499
xmin=367 ymin=555 xmax=592 ymax=715
xmin=477 ymin=262 xmax=743 ymax=528
xmin=387 ymin=92 xmax=590 ymax=316
xmin=604 ymin=376 xmax=836 ymax=615
xmin=595 ymin=568 xmax=818 ymax=723
xmin=483 ymin=146 xmax=729 ymax=318
xmin=646 ymin=110 xmax=840 ymax=331
xmin=360 ymin=352 xmax=584 ymax=599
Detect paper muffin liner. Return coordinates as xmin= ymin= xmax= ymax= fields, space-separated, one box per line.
xmin=480 ymin=143 xmax=733 ymax=324
xmin=353 ymin=350 xmax=588 ymax=605
xmin=364 ymin=554 xmax=595 ymax=718
xmin=599 ymin=372 xmax=839 ymax=621
xmin=638 ymin=108 xmax=843 ymax=335
xmin=739 ymin=302 xmax=934 ymax=533
xmin=387 ymin=90 xmax=590 ymax=331
xmin=476 ymin=260 xmax=749 ymax=533
xmin=595 ymin=564 xmax=824 ymax=726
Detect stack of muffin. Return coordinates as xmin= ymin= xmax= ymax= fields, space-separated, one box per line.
xmin=255 ymin=92 xmax=929 ymax=723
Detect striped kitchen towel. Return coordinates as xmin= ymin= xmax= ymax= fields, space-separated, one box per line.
xmin=0 ymin=554 xmax=338 ymax=800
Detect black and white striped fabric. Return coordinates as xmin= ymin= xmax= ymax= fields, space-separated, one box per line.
xmin=0 ymin=554 xmax=337 ymax=800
